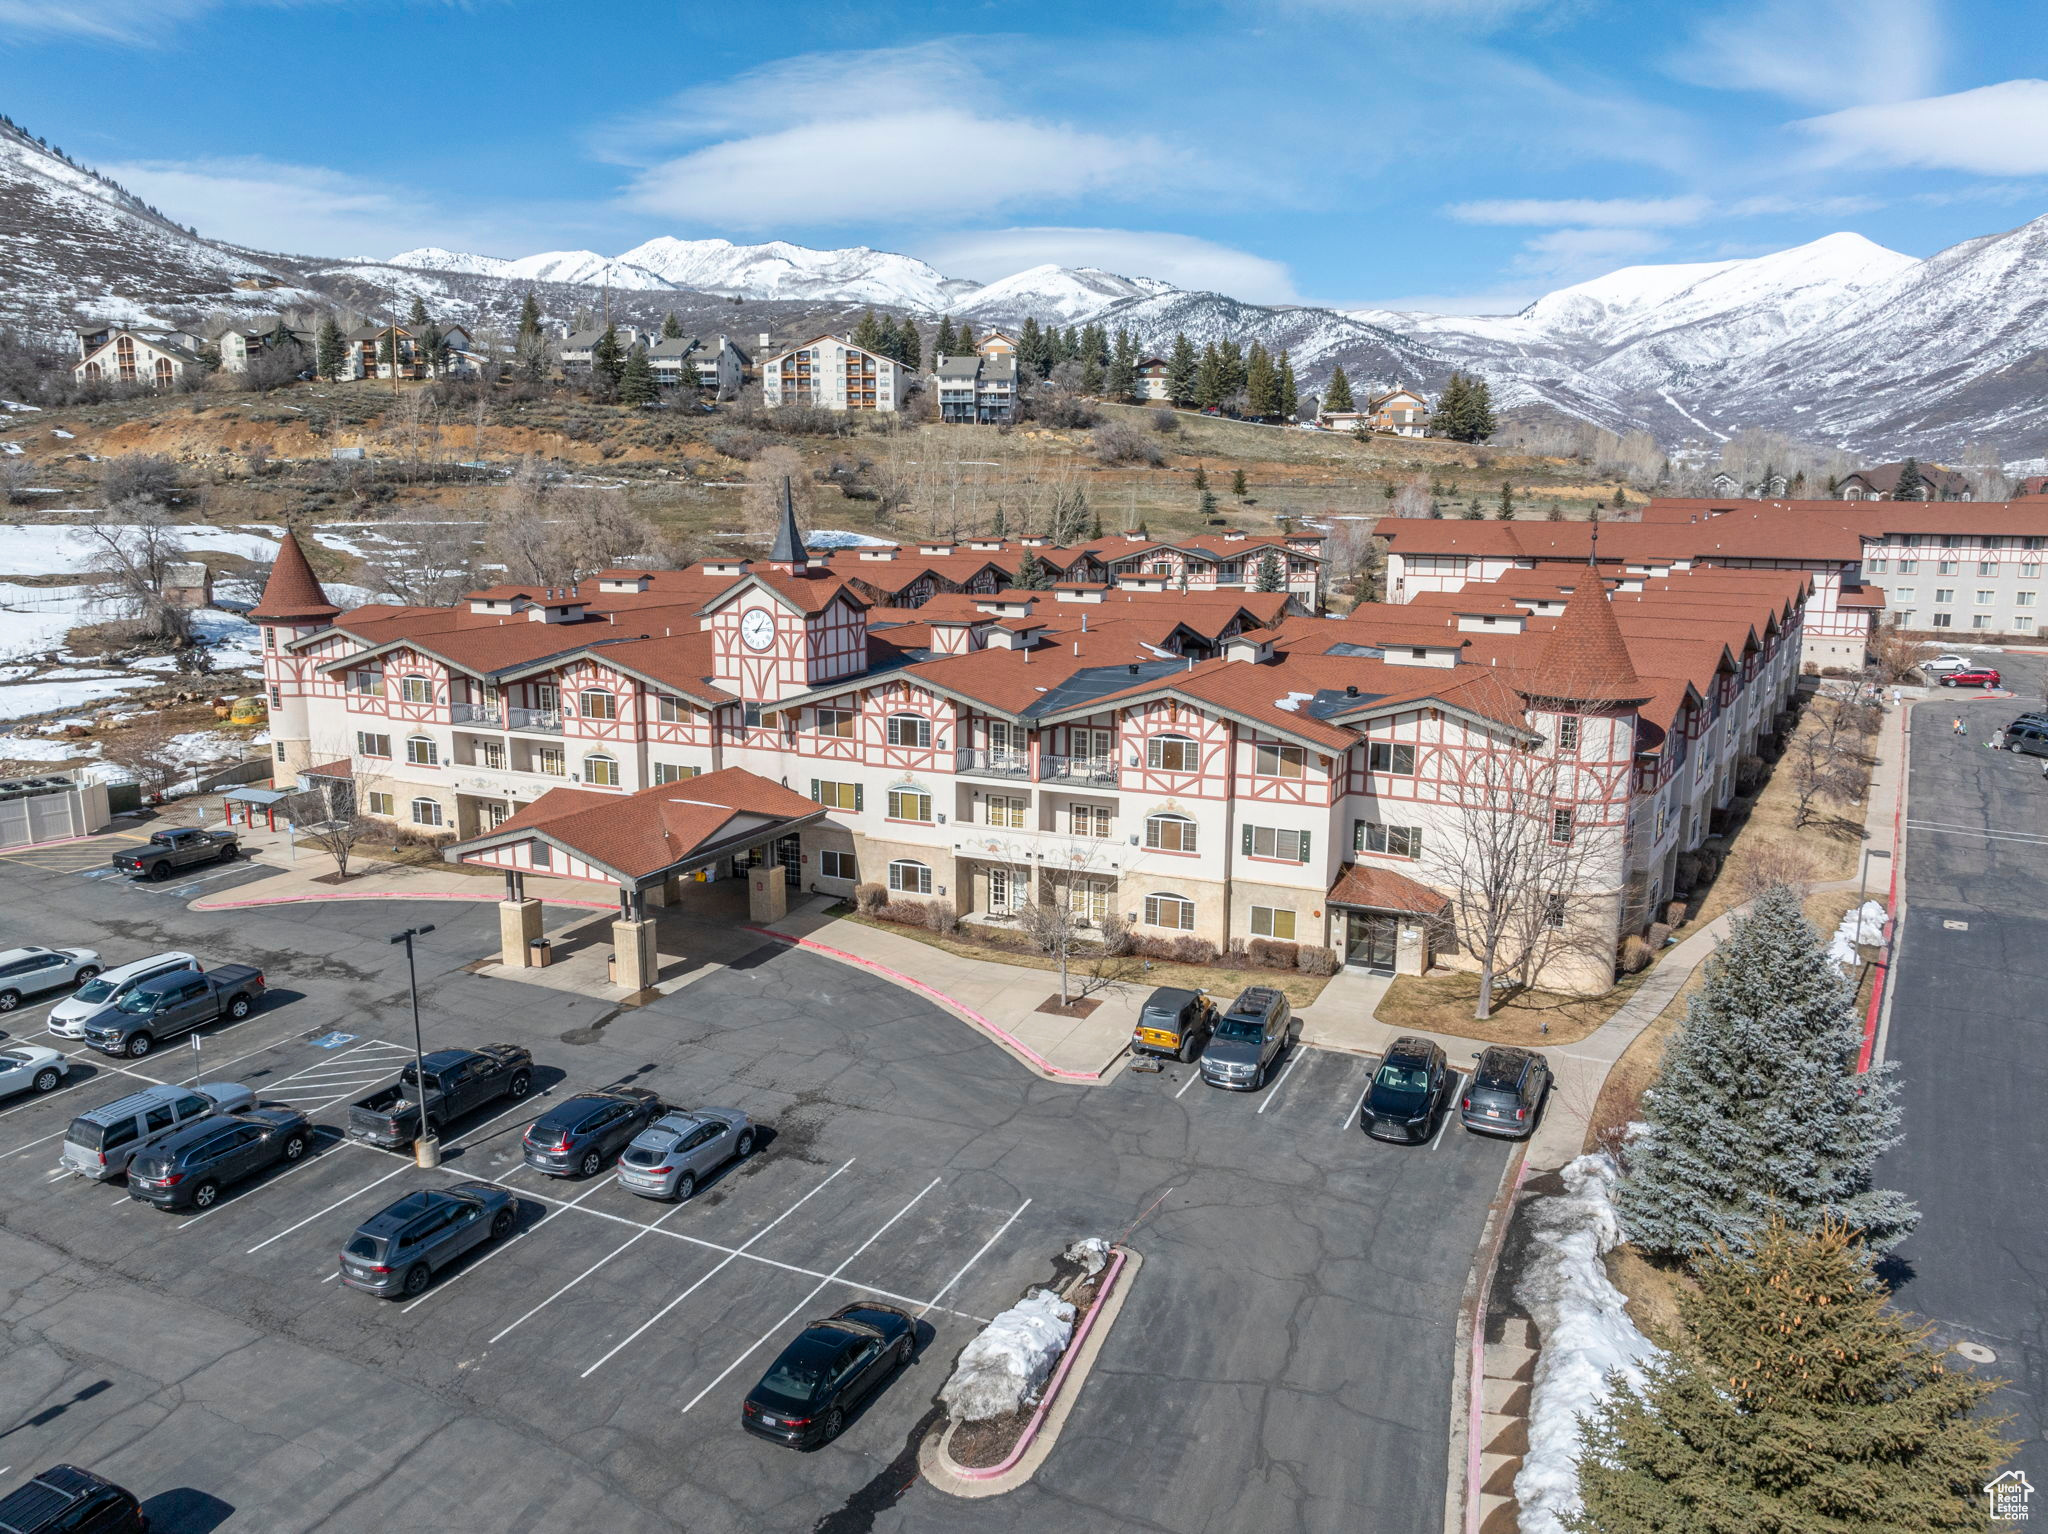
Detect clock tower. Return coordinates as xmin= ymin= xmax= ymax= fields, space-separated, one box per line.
xmin=702 ymin=481 xmax=870 ymax=702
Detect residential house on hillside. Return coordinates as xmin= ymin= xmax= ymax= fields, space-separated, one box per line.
xmin=762 ymin=335 xmax=913 ymax=413
xmin=1837 ymin=461 xmax=1973 ymax=501
xmin=1708 ymin=471 xmax=1791 ymax=498
xmin=341 ymin=322 xmax=478 ymax=381
xmin=558 ymin=326 xmax=646 ymax=377
xmin=932 ymin=352 xmax=1017 ymax=423
xmin=1136 ymin=357 xmax=1171 ymax=401
xmin=1368 ymin=387 xmax=1430 ymax=437
xmin=217 ymin=324 xmax=317 ymax=373
xmin=645 ymin=334 xmax=747 ymax=397
xmin=975 ymin=331 xmax=1019 ymax=358
xmin=73 ymin=328 xmax=202 ymax=388
xmin=1088 ymin=529 xmax=1326 ymax=606
xmin=74 ymin=323 xmax=205 ymax=360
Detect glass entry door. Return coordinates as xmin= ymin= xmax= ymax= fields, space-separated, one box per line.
xmin=1345 ymin=911 xmax=1399 ymax=973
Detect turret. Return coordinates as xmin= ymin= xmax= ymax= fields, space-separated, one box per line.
xmin=251 ymin=530 xmax=340 ymax=776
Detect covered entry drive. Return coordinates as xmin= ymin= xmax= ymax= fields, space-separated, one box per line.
xmin=1326 ymin=862 xmax=1449 ymax=976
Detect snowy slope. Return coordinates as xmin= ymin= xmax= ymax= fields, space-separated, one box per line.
xmin=614 ymin=237 xmax=978 ymax=309
xmin=390 ymin=246 xmax=675 ymax=290
xmin=953 ymin=265 xmax=1177 ymax=325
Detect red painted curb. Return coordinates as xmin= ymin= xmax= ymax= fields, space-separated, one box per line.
xmin=952 ymin=1246 xmax=1132 ymax=1481
xmin=741 ymin=924 xmax=1108 ymax=1082
xmin=194 ymin=888 xmax=616 ymax=913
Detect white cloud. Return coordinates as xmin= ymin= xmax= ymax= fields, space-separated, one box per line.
xmin=1670 ymin=0 xmax=1941 ymax=109
xmin=608 ymin=43 xmax=1234 ymax=227
xmin=1447 ymin=195 xmax=1711 ymax=227
xmin=921 ymin=227 xmax=1301 ymax=302
xmin=1797 ymin=80 xmax=2048 ymax=175
xmin=0 ymin=0 xmax=214 ymax=42
xmin=1510 ymin=227 xmax=1670 ymax=279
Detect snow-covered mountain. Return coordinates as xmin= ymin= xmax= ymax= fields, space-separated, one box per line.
xmin=952 ymin=264 xmax=1177 ymax=325
xmin=610 ymin=237 xmax=978 ymax=309
xmin=389 ymin=247 xmax=675 ymax=290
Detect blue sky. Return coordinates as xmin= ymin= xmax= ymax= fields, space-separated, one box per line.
xmin=4 ymin=0 xmax=2044 ymax=312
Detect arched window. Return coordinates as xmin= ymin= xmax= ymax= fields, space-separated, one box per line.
xmin=584 ymin=754 xmax=619 ymax=787
xmin=886 ymin=713 xmax=932 ymax=748
xmin=888 ymin=859 xmax=932 ymax=895
xmin=410 ymin=798 xmax=443 ymax=827
xmin=1145 ymin=812 xmax=1197 ymax=853
xmin=404 ymin=735 xmax=438 ymax=766
xmin=1147 ymin=733 xmax=1199 ymax=772
xmin=579 ymin=688 xmax=618 ymax=720
xmin=1143 ymin=892 xmax=1195 ymax=930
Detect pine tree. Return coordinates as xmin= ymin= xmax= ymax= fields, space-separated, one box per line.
xmin=1195 ymin=344 xmax=1225 ymax=410
xmin=419 ymin=321 xmax=444 ymax=378
xmin=1548 ymin=502 xmax=1565 ymax=522
xmin=1107 ymin=329 xmax=1138 ymax=402
xmin=956 ymin=322 xmax=976 ymax=352
xmin=1166 ymin=333 xmax=1198 ymax=405
xmin=1497 ymin=481 xmax=1515 ymax=519
xmin=591 ymin=322 xmax=625 ymax=391
xmin=1015 ymin=551 xmax=1050 ymax=589
xmin=1276 ymin=350 xmax=1298 ymax=421
xmin=1432 ymin=373 xmax=1470 ymax=439
xmin=1612 ymin=485 xmax=1628 ymax=508
xmin=934 ymin=315 xmax=956 ymax=359
xmin=517 ymin=292 xmax=543 ymax=345
xmin=1324 ymin=364 xmax=1355 ymax=414
xmin=1198 ymin=488 xmax=1218 ymax=520
xmin=1572 ymin=1218 xmax=2014 ymax=1534
xmin=1218 ymin=339 xmax=1246 ymax=404
xmin=1893 ymin=457 xmax=1926 ymax=501
xmin=1080 ymin=352 xmax=1105 ymax=395
xmin=1231 ymin=468 xmax=1248 ymax=498
xmin=1192 ymin=464 xmax=1208 ymax=491
xmin=851 ymin=309 xmax=883 ymax=354
xmin=619 ymin=345 xmax=657 ymax=406
xmin=1017 ymin=318 xmax=1046 ymax=379
xmin=1617 ymin=885 xmax=1917 ymax=1259
xmin=660 ymin=312 xmax=683 ymax=340
xmin=408 ymin=295 xmax=429 ymax=329
xmin=1465 ymin=374 xmax=1496 ymax=441
xmin=1245 ymin=342 xmax=1280 ymax=419
xmin=316 ymin=314 xmax=345 ymax=381
xmin=1254 ymin=551 xmax=1284 ymax=592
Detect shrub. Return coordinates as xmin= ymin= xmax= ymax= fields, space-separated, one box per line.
xmin=1170 ymin=935 xmax=1217 ymax=965
xmin=765 ymin=404 xmax=853 ymax=437
xmin=1097 ymin=911 xmax=1134 ymax=956
xmin=1089 ymin=421 xmax=1166 ymax=467
xmin=1130 ymin=933 xmax=1178 ymax=960
xmin=924 ymin=900 xmax=962 ymax=936
xmin=1733 ymin=841 xmax=1817 ymax=903
xmin=1735 ymin=752 xmax=1767 ymax=793
xmin=1296 ymin=944 xmax=1338 ymax=977
xmin=1617 ymin=934 xmax=1654 ymax=974
xmin=1646 ymin=921 xmax=1673 ymax=950
xmin=1150 ymin=408 xmax=1179 ymax=434
xmin=877 ymin=899 xmax=927 ymax=925
xmin=1247 ymin=937 xmax=1299 ymax=969
xmin=1031 ymin=391 xmax=1100 ymax=430
xmin=853 ymin=881 xmax=886 ymax=914
xmin=99 ymin=453 xmax=179 ymax=504
xmin=708 ymin=427 xmax=766 ymax=461
xmin=1223 ymin=937 xmax=1250 ymax=968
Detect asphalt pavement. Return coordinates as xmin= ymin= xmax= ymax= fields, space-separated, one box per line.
xmin=0 ymin=838 xmax=1516 ymax=1533
xmin=1883 ymin=661 xmax=2048 ymax=1493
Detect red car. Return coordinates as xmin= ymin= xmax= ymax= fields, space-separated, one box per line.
xmin=1941 ymin=668 xmax=2002 ymax=688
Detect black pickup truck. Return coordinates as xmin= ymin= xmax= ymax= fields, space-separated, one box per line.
xmin=80 ymin=964 xmax=266 ymax=1058
xmin=113 ymin=826 xmax=240 ymax=880
xmin=346 ymin=1044 xmax=534 ymax=1148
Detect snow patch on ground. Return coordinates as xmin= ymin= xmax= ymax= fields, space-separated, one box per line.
xmin=1 ymin=400 xmax=42 ymax=412
xmin=806 ymin=528 xmax=899 ymax=550
xmin=0 ymin=735 xmax=101 ymax=762
xmin=1513 ymin=1152 xmax=1661 ymax=1534
xmin=1826 ymin=900 xmax=1887 ymax=967
xmin=939 ymin=1289 xmax=1076 ymax=1422
xmin=0 ymin=675 xmax=155 ymax=720
xmin=0 ymin=523 xmax=281 ymax=577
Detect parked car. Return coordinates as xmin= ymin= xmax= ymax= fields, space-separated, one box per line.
xmin=1198 ymin=986 xmax=1293 ymax=1090
xmin=1919 ymin=653 xmax=1973 ymax=674
xmin=0 ymin=946 xmax=100 ymax=1012
xmin=110 ymin=826 xmax=238 ymax=880
xmin=345 ymin=1043 xmax=532 ymax=1149
xmin=1130 ymin=986 xmax=1216 ymax=1063
xmin=0 ymin=1465 xmax=147 ymax=1534
xmin=338 ymin=1183 xmax=517 ymax=1298
xmin=1941 ymin=667 xmax=2002 ymax=688
xmin=1460 ymin=1046 xmax=1551 ymax=1139
xmin=1361 ymin=1036 xmax=1452 ymax=1143
xmin=61 ymin=1082 xmax=256 ymax=1181
xmin=77 ymin=965 xmax=263 ymax=1058
xmin=523 ymin=1087 xmax=665 ymax=1178
xmin=0 ymin=1044 xmax=67 ymax=1101
xmin=125 ymin=1106 xmax=313 ymax=1211
xmin=2004 ymin=718 xmax=2048 ymax=757
xmin=617 ymin=1108 xmax=757 ymax=1201
xmin=47 ymin=952 xmax=200 ymax=1039
xmin=741 ymin=1303 xmax=917 ymax=1448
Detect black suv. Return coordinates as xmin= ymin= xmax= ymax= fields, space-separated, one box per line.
xmin=1198 ymin=986 xmax=1293 ymax=1090
xmin=742 ymin=1303 xmax=918 ymax=1448
xmin=125 ymin=1107 xmax=313 ymax=1211
xmin=0 ymin=1465 xmax=146 ymax=1534
xmin=1460 ymin=1047 xmax=1551 ymax=1139
xmin=522 ymin=1087 xmax=665 ymax=1177
xmin=1361 ymin=1035 xmax=1452 ymax=1143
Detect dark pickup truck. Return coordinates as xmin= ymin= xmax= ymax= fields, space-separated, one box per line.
xmin=113 ymin=826 xmax=240 ymax=880
xmin=346 ymin=1044 xmax=534 ymax=1148
xmin=80 ymin=964 xmax=265 ymax=1058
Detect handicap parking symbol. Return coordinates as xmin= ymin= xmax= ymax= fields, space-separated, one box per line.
xmin=309 ymin=1032 xmax=357 ymax=1050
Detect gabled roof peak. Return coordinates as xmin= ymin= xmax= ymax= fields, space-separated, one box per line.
xmin=250 ymin=529 xmax=339 ymax=623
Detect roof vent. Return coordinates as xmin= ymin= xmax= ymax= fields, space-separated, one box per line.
xmin=1346 ymin=684 xmax=1358 ymax=697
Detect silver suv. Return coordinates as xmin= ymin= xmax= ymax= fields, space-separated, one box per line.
xmin=617 ymin=1108 xmax=757 ymax=1201
xmin=48 ymin=952 xmax=199 ymax=1038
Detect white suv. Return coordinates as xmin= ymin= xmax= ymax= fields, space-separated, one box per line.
xmin=48 ymin=952 xmax=200 ymax=1038
xmin=0 ymin=946 xmax=100 ymax=1013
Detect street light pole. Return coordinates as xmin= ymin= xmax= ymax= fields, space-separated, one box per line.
xmin=389 ymin=923 xmax=438 ymax=1168
xmin=1856 ymin=848 xmax=1892 ymax=912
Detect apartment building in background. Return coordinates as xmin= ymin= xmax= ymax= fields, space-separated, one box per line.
xmin=761 ymin=334 xmax=912 ymax=412
xmin=932 ymin=351 xmax=1018 ymax=423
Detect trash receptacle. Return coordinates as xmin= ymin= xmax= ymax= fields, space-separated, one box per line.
xmin=606 ymin=951 xmax=617 ymax=984
xmin=529 ymin=937 xmax=552 ymax=968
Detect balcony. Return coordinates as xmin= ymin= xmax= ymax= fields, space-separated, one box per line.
xmin=956 ymin=747 xmax=1031 ymax=780
xmin=451 ymin=702 xmax=502 ymax=727
xmin=506 ymin=706 xmax=562 ymax=734
xmin=1040 ymin=755 xmax=1119 ymax=788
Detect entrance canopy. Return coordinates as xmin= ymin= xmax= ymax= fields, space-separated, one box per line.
xmin=445 ymin=766 xmax=825 ymax=894
xmin=1326 ymin=861 xmax=1450 ymax=917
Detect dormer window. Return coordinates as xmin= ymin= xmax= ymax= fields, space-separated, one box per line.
xmin=579 ymin=689 xmax=617 ymax=720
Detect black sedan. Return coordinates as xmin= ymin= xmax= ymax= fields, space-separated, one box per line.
xmin=1461 ymin=1046 xmax=1551 ymax=1138
xmin=741 ymin=1303 xmax=917 ymax=1448
xmin=1360 ymin=1035 xmax=1452 ymax=1144
xmin=339 ymin=1183 xmax=516 ymax=1298
xmin=126 ymin=1107 xmax=312 ymax=1210
xmin=522 ymin=1087 xmax=665 ymax=1178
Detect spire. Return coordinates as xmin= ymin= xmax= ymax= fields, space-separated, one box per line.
xmin=769 ymin=477 xmax=808 ymax=572
xmin=1528 ymin=562 xmax=1647 ymax=705
xmin=250 ymin=528 xmax=339 ymax=624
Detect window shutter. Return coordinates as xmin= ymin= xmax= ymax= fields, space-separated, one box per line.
xmin=1299 ymin=829 xmax=1312 ymax=862
xmin=810 ymin=779 xmax=820 ymax=803
xmin=1241 ymin=824 xmax=1253 ymax=855
xmin=853 ymin=784 xmax=864 ymax=812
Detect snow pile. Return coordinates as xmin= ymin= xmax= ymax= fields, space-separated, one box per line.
xmin=2 ymin=400 xmax=41 ymax=412
xmin=1513 ymin=1152 xmax=1662 ymax=1534
xmin=0 ymin=735 xmax=100 ymax=763
xmin=939 ymin=1288 xmax=1076 ymax=1423
xmin=1063 ymin=1236 xmax=1110 ymax=1276
xmin=805 ymin=528 xmax=897 ymax=550
xmin=1825 ymin=901 xmax=1887 ymax=968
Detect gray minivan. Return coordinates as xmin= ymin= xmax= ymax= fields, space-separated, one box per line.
xmin=60 ymin=1080 xmax=255 ymax=1180
xmin=2003 ymin=718 xmax=2048 ymax=758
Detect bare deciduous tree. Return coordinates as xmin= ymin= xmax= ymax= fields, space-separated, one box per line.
xmin=97 ymin=453 xmax=179 ymax=505
xmin=74 ymin=499 xmax=192 ymax=643
xmin=984 ymin=838 xmax=1135 ymax=1004
xmin=484 ymin=459 xmax=658 ymax=587
xmin=1787 ymin=731 xmax=1858 ymax=829
xmin=360 ymin=521 xmax=486 ymax=607
xmin=286 ymin=755 xmax=394 ymax=881
xmin=100 ymin=713 xmax=188 ymax=804
xmin=743 ymin=446 xmax=810 ymax=540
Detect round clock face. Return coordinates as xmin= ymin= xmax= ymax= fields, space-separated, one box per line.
xmin=740 ymin=608 xmax=776 ymax=651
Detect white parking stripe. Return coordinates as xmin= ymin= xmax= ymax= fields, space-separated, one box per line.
xmin=246 ymin=1161 xmax=413 ymax=1253
xmin=918 ymin=1197 xmax=1030 ymax=1317
xmin=1255 ymin=1050 xmax=1307 ymax=1115
xmin=1174 ymin=1069 xmax=1202 ymax=1100
xmin=1429 ymin=1074 xmax=1463 ymax=1151
xmin=1340 ymin=1066 xmax=1377 ymax=1131
xmin=486 ymin=1187 xmax=689 ymax=1342
xmin=677 ymin=1176 xmax=940 ymax=1406
xmin=578 ymin=1161 xmax=857 ymax=1378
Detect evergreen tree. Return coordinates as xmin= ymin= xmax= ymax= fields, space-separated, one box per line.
xmin=956 ymin=322 xmax=975 ymax=352
xmin=619 ymin=345 xmax=657 ymax=406
xmin=1617 ymin=885 xmax=1917 ymax=1259
xmin=1231 ymin=468 xmax=1249 ymax=497
xmin=1245 ymin=342 xmax=1280 ymax=418
xmin=591 ymin=322 xmax=626 ymax=392
xmin=660 ymin=312 xmax=683 ymax=340
xmin=990 ymin=505 xmax=1007 ymax=537
xmin=1198 ymin=488 xmax=1219 ymax=520
xmin=1466 ymin=374 xmax=1496 ymax=441
xmin=1432 ymin=373 xmax=1471 ymax=439
xmin=1166 ymin=333 xmax=1198 ymax=405
xmin=934 ymin=315 xmax=956 ymax=359
xmin=851 ymin=309 xmax=883 ymax=354
xmin=1195 ymin=344 xmax=1226 ymax=409
xmin=1080 ymin=352 xmax=1105 ymax=395
xmin=1893 ymin=457 xmax=1926 ymax=501
xmin=1572 ymin=1218 xmax=2014 ymax=1534
xmin=1548 ymin=502 xmax=1565 ymax=522
xmin=1192 ymin=464 xmax=1208 ymax=491
xmin=1218 ymin=339 xmax=1247 ymax=403
xmin=1324 ymin=364 xmax=1355 ymax=414
xmin=1253 ymin=551 xmax=1285 ymax=592
xmin=1088 ymin=510 xmax=1103 ymax=540
xmin=1497 ymin=481 xmax=1516 ymax=519
xmin=419 ymin=321 xmax=445 ymax=378
xmin=1080 ymin=322 xmax=1108 ymax=370
xmin=315 ymin=314 xmax=345 ymax=381
xmin=407 ymin=295 xmax=429 ymax=329
xmin=1015 ymin=551 xmax=1050 ymax=589
xmin=1612 ymin=484 xmax=1628 ymax=508
xmin=1107 ymin=329 xmax=1138 ymax=402
xmin=517 ymin=292 xmax=543 ymax=345
xmin=1017 ymin=318 xmax=1047 ymax=379
xmin=1276 ymin=350 xmax=1298 ymax=421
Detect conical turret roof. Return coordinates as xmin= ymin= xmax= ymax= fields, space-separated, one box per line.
xmin=1527 ymin=567 xmax=1648 ymax=704
xmin=769 ymin=478 xmax=808 ymax=570
xmin=250 ymin=528 xmax=339 ymax=623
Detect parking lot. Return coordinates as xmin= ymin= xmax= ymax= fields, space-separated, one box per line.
xmin=0 ymin=848 xmax=1517 ymax=1533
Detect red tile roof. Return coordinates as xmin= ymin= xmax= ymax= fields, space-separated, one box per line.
xmin=1327 ymin=862 xmax=1450 ymax=916
xmin=250 ymin=530 xmax=339 ymax=623
xmin=1528 ymin=569 xmax=1649 ymax=703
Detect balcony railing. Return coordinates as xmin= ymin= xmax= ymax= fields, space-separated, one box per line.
xmin=451 ymin=702 xmax=502 ymax=726
xmin=506 ymin=706 xmax=562 ymax=734
xmin=1040 ymin=755 xmax=1119 ymax=787
xmin=956 ymin=747 xmax=1031 ymax=780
